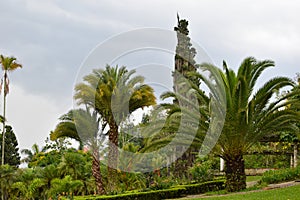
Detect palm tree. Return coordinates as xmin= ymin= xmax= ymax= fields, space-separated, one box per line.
xmin=196 ymin=57 xmax=300 ymax=191
xmin=74 ymin=65 xmax=156 ymax=191
xmin=0 ymin=164 xmax=16 ymax=200
xmin=0 ymin=55 xmax=22 ymax=165
xmin=50 ymin=108 xmax=106 ymax=195
xmin=21 ymin=143 xmax=43 ymax=165
xmin=147 ymin=57 xmax=300 ymax=192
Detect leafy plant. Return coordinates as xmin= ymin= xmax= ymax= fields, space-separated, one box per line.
xmin=260 ymin=166 xmax=300 ymax=184
xmin=188 ymin=156 xmax=214 ymax=183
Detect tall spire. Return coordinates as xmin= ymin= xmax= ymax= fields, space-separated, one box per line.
xmin=174 ymin=15 xmax=198 ymax=88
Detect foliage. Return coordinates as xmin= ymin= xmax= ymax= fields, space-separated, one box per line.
xmin=7 ymin=149 xmax=95 ymax=199
xmin=12 ymin=178 xmax=46 ymax=199
xmin=0 ymin=125 xmax=21 ymax=167
xmin=193 ymin=57 xmax=300 ymax=192
xmin=0 ymin=164 xmax=16 ymax=200
xmin=76 ymin=187 xmax=186 ymax=200
xmin=244 ymin=142 xmax=291 ymax=169
xmin=74 ymin=65 xmax=156 ymax=192
xmin=21 ymin=143 xmax=45 ymax=165
xmin=179 ymin=180 xmax=225 ymax=195
xmin=50 ymin=175 xmax=84 ymax=200
xmin=148 ymin=174 xmax=176 ymax=190
xmin=59 ymin=152 xmax=87 ymax=179
xmin=74 ymin=180 xmax=225 ymax=200
xmin=28 ymin=149 xmax=62 ymax=168
xmin=245 ymin=154 xmax=290 ymax=169
xmin=188 ymin=156 xmax=214 ymax=183
xmin=50 ymin=108 xmax=107 ymax=195
xmin=260 ymin=166 xmax=300 ymax=184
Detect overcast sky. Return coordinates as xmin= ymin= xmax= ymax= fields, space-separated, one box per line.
xmin=0 ymin=0 xmax=299 ymax=152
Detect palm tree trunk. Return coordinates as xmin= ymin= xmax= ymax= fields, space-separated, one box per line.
xmin=224 ymin=154 xmax=246 ymax=192
xmin=1 ymin=72 xmax=7 ymax=165
xmin=92 ymin=152 xmax=105 ymax=195
xmin=107 ymin=121 xmax=119 ymax=192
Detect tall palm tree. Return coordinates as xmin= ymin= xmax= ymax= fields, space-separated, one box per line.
xmin=197 ymin=57 xmax=300 ymax=191
xmin=74 ymin=65 xmax=156 ymax=191
xmin=0 ymin=55 xmax=22 ymax=165
xmin=51 ymin=108 xmax=106 ymax=195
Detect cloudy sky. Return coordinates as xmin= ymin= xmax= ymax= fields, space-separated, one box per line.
xmin=0 ymin=0 xmax=299 ymax=152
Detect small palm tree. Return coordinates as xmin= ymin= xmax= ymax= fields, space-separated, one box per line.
xmin=0 ymin=55 xmax=22 ymax=165
xmin=21 ymin=143 xmax=43 ymax=165
xmin=51 ymin=108 xmax=106 ymax=195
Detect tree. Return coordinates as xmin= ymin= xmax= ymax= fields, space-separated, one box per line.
xmin=74 ymin=65 xmax=156 ymax=191
xmin=51 ymin=108 xmax=106 ymax=195
xmin=173 ymin=15 xmax=203 ymax=176
xmin=0 ymin=55 xmax=22 ymax=165
xmin=174 ymin=14 xmax=198 ymax=87
xmin=0 ymin=164 xmax=16 ymax=200
xmin=195 ymin=57 xmax=300 ymax=191
xmin=285 ymin=74 xmax=300 ymax=167
xmin=49 ymin=175 xmax=83 ymax=200
xmin=0 ymin=125 xmax=21 ymax=167
xmin=59 ymin=152 xmax=86 ymax=180
xmin=21 ymin=143 xmax=44 ymax=166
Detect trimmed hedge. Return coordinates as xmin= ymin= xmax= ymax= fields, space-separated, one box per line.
xmin=80 ymin=187 xmax=186 ymax=200
xmin=180 ymin=180 xmax=225 ymax=195
xmin=75 ymin=180 xmax=225 ymax=200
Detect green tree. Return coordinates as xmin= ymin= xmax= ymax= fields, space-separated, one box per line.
xmin=74 ymin=65 xmax=156 ymax=191
xmin=174 ymin=14 xmax=198 ymax=87
xmin=172 ymin=15 xmax=204 ymax=176
xmin=285 ymin=74 xmax=300 ymax=167
xmin=0 ymin=55 xmax=22 ymax=165
xmin=0 ymin=125 xmax=21 ymax=167
xmin=49 ymin=175 xmax=83 ymax=200
xmin=0 ymin=164 xmax=16 ymax=200
xmin=12 ymin=178 xmax=46 ymax=200
xmin=197 ymin=57 xmax=300 ymax=191
xmin=59 ymin=152 xmax=86 ymax=180
xmin=150 ymin=57 xmax=300 ymax=191
xmin=51 ymin=108 xmax=106 ymax=195
xmin=21 ymin=143 xmax=45 ymax=166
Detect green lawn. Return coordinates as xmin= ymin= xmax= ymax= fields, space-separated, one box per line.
xmin=246 ymin=175 xmax=262 ymax=182
xmin=192 ymin=184 xmax=300 ymax=200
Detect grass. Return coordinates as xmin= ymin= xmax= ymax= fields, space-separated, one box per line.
xmin=246 ymin=175 xmax=261 ymax=182
xmin=191 ymin=183 xmax=300 ymax=200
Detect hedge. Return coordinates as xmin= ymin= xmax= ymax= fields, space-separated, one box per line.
xmin=261 ymin=166 xmax=300 ymax=184
xmin=180 ymin=180 xmax=225 ymax=195
xmin=75 ymin=180 xmax=225 ymax=200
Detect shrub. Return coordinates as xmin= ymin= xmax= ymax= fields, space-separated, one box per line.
xmin=80 ymin=187 xmax=186 ymax=200
xmin=75 ymin=180 xmax=225 ymax=200
xmin=260 ymin=166 xmax=300 ymax=184
xmin=179 ymin=180 xmax=225 ymax=195
xmin=188 ymin=156 xmax=214 ymax=183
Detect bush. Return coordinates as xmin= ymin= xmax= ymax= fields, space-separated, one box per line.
xmin=75 ymin=180 xmax=225 ymax=200
xmin=260 ymin=166 xmax=300 ymax=184
xmin=179 ymin=180 xmax=225 ymax=195
xmin=79 ymin=187 xmax=186 ymax=200
xmin=188 ymin=156 xmax=215 ymax=183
